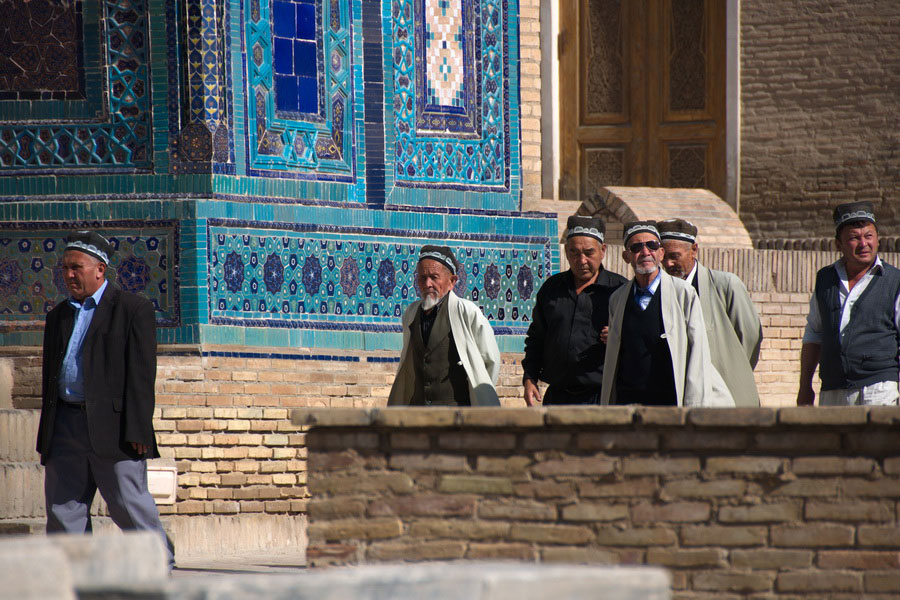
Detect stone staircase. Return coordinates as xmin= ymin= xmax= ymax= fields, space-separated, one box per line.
xmin=0 ymin=409 xmax=45 ymax=534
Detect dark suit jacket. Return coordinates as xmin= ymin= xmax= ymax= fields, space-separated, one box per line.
xmin=36 ymin=282 xmax=159 ymax=465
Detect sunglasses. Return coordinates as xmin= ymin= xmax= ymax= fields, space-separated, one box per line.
xmin=628 ymin=240 xmax=661 ymax=253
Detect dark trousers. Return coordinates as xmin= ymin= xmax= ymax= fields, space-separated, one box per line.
xmin=44 ymin=403 xmax=175 ymax=568
xmin=543 ymin=386 xmax=601 ymax=405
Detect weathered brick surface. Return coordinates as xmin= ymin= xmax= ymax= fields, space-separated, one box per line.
xmin=740 ymin=0 xmax=900 ymax=241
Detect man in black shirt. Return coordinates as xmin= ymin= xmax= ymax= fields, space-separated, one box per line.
xmin=522 ymin=216 xmax=628 ymax=405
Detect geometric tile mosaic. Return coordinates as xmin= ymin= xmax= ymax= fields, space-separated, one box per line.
xmin=0 ymin=221 xmax=179 ymax=327
xmin=392 ymin=0 xmax=510 ymax=191
xmin=0 ymin=0 xmax=86 ymax=101
xmin=244 ymin=0 xmax=355 ymax=180
xmin=0 ymin=0 xmax=152 ymax=172
xmin=208 ymin=220 xmax=551 ymax=334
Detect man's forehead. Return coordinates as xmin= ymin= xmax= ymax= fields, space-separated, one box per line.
xmin=62 ymin=249 xmax=98 ymax=264
xmin=629 ymin=232 xmax=659 ymax=243
xmin=566 ymin=236 xmax=601 ymax=251
xmin=417 ymin=258 xmax=450 ymax=272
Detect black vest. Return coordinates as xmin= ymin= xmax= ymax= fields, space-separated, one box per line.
xmin=615 ymin=285 xmax=677 ymax=405
xmin=408 ymin=299 xmax=471 ymax=406
xmin=816 ymin=262 xmax=900 ymax=390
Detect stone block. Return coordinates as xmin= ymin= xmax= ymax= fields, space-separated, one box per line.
xmin=438 ymin=432 xmax=517 ymax=451
xmin=771 ymin=524 xmax=854 ymax=547
xmin=521 ymin=432 xmax=573 ymax=450
xmin=389 ymin=453 xmax=467 ymax=472
xmin=866 ymin=571 xmax=900 ymax=593
xmin=818 ymin=550 xmax=900 ymax=569
xmin=409 ymin=519 xmax=510 ymax=540
xmin=705 ymin=456 xmax=783 ymax=474
xmin=688 ymin=407 xmax=776 ymax=427
xmin=805 ymin=500 xmax=893 ymax=522
xmin=458 ymin=407 xmax=545 ymax=427
xmin=579 ymin=478 xmax=657 ymax=498
xmin=646 ymin=548 xmax=726 ymax=568
xmin=631 ymin=501 xmax=710 ymax=524
xmin=531 ymin=456 xmax=617 ymax=478
xmin=718 ymin=502 xmax=801 ymax=523
xmin=438 ymin=475 xmax=514 ymax=495
xmin=374 ymin=407 xmax=458 ymax=427
xmin=478 ymin=499 xmax=557 ymax=521
xmin=561 ymin=502 xmax=629 ymax=522
xmin=664 ymin=431 xmax=750 ymax=451
xmin=308 ymin=497 xmax=367 ymax=520
xmin=858 ymin=526 xmax=900 ymax=546
xmin=467 ymin=543 xmax=536 ymax=561
xmin=544 ymin=406 xmax=634 ymax=425
xmin=791 ymin=456 xmax=876 ymax=475
xmin=509 ymin=523 xmax=594 ymax=545
xmin=730 ymin=549 xmax=812 ymax=569
xmin=596 ymin=527 xmax=678 ymax=546
xmin=693 ymin=571 xmax=774 ymax=593
xmin=367 ymin=540 xmax=467 ymax=561
xmin=0 ymin=538 xmax=74 ymax=600
xmin=680 ymin=525 xmax=766 ymax=547
xmin=661 ymin=479 xmax=747 ymax=498
xmin=776 ymin=570 xmax=862 ymax=593
xmin=634 ymin=407 xmax=687 ymax=425
xmin=307 ymin=517 xmax=403 ymax=542
xmin=291 ymin=408 xmax=373 ymax=427
xmin=368 ymin=495 xmax=477 ymax=518
xmin=778 ymin=406 xmax=868 ymax=425
xmin=308 ymin=472 xmax=415 ymax=495
xmin=477 ymin=456 xmax=532 ymax=474
xmin=541 ymin=546 xmax=618 ymax=564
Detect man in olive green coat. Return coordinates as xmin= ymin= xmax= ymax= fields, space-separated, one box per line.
xmin=659 ymin=219 xmax=763 ymax=407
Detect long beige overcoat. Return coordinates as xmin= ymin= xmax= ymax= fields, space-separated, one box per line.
xmin=696 ymin=263 xmax=762 ymax=407
xmin=601 ymin=270 xmax=734 ymax=407
xmin=388 ymin=291 xmax=501 ymax=406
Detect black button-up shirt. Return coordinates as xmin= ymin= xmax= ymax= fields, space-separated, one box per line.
xmin=522 ymin=268 xmax=628 ymax=394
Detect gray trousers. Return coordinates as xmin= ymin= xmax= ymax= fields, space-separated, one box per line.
xmin=44 ymin=403 xmax=175 ymax=568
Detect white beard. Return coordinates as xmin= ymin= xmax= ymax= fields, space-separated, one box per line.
xmin=421 ymin=294 xmax=440 ymax=311
xmin=635 ymin=264 xmax=658 ymax=275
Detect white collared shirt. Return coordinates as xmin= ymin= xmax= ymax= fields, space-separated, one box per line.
xmin=803 ymin=257 xmax=900 ymax=345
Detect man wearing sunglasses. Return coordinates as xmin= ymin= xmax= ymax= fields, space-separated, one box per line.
xmin=658 ymin=218 xmax=762 ymax=407
xmin=522 ymin=215 xmax=628 ymax=405
xmin=601 ymin=221 xmax=733 ymax=407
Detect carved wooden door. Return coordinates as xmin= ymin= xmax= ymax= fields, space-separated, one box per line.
xmin=559 ymin=0 xmax=726 ymax=200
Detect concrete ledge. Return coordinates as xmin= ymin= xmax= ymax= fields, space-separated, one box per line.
xmin=292 ymin=406 xmax=900 ymax=429
xmin=171 ymin=562 xmax=670 ymax=599
xmin=0 ymin=532 xmax=167 ymax=598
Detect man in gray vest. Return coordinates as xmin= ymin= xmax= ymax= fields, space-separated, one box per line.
xmin=388 ymin=246 xmax=501 ymax=406
xmin=658 ymin=218 xmax=762 ymax=407
xmin=798 ymin=201 xmax=900 ymax=406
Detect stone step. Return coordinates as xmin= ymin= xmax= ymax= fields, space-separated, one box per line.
xmin=0 ymin=409 xmax=41 ymax=463
xmin=0 ymin=463 xmax=109 ymax=520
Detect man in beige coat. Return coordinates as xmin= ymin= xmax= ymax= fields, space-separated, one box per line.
xmin=601 ymin=221 xmax=733 ymax=407
xmin=659 ymin=218 xmax=762 ymax=407
xmin=388 ymin=245 xmax=500 ymax=406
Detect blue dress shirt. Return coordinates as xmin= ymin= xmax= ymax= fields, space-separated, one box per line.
xmin=59 ymin=280 xmax=108 ymax=404
xmin=633 ymin=270 xmax=662 ymax=310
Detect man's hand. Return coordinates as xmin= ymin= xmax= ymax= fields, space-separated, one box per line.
xmin=524 ymin=378 xmax=542 ymax=406
xmin=796 ymin=386 xmax=816 ymax=406
xmin=131 ymin=442 xmax=149 ymax=455
xmin=600 ymin=326 xmax=609 ymax=344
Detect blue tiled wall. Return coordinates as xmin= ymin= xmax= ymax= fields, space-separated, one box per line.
xmin=0 ymin=0 xmax=555 ymax=353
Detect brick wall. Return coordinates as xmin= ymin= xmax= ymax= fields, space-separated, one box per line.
xmin=519 ymin=0 xmax=542 ymax=204
xmin=299 ymin=405 xmax=900 ymax=597
xmin=739 ymin=0 xmax=900 ymax=240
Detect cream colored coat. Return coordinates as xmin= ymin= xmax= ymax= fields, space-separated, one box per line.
xmin=388 ymin=291 xmax=501 ymax=406
xmin=601 ymin=270 xmax=734 ymax=407
xmin=696 ymin=263 xmax=762 ymax=407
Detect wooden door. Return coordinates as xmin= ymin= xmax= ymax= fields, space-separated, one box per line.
xmin=559 ymin=0 xmax=726 ymax=201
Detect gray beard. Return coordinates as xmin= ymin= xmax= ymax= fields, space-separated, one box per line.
xmin=635 ymin=264 xmax=658 ymax=275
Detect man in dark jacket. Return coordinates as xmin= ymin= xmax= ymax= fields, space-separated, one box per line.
xmin=37 ymin=231 xmax=174 ymax=566
xmin=522 ymin=216 xmax=628 ymax=405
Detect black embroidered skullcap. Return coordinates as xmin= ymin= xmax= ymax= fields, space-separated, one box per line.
xmin=658 ymin=218 xmax=699 ymax=244
xmin=64 ymin=231 xmax=114 ymax=266
xmin=419 ymin=245 xmax=457 ymax=275
xmin=833 ymin=201 xmax=876 ymax=232
xmin=622 ymin=220 xmax=660 ymax=245
xmin=565 ymin=215 xmax=605 ymax=243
